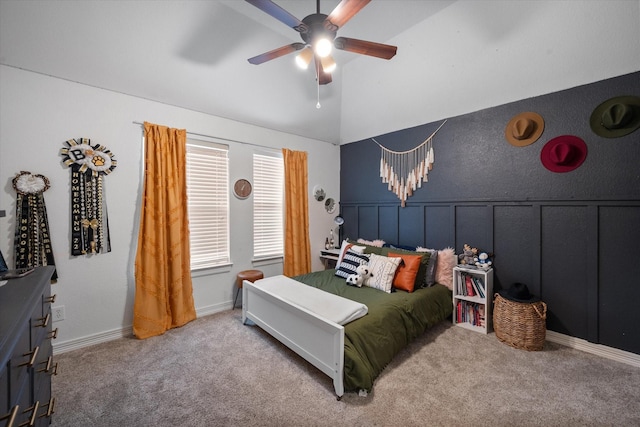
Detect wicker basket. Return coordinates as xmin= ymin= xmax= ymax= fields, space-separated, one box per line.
xmin=493 ymin=293 xmax=547 ymax=351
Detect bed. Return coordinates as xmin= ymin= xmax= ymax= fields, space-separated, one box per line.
xmin=242 ymin=244 xmax=454 ymax=398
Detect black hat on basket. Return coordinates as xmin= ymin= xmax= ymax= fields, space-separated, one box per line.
xmin=499 ymin=282 xmax=540 ymax=303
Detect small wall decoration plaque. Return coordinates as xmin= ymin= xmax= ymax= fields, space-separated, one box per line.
xmin=60 ymin=138 xmax=117 ymax=255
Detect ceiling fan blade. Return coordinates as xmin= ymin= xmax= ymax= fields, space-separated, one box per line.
xmin=324 ymin=0 xmax=371 ymax=31
xmin=245 ymin=0 xmax=308 ymax=33
xmin=334 ymin=37 xmax=397 ymax=60
xmin=315 ymin=55 xmax=332 ymax=85
xmin=248 ymin=43 xmax=306 ymax=65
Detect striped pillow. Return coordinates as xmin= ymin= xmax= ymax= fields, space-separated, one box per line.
xmin=335 ymin=249 xmax=370 ymax=279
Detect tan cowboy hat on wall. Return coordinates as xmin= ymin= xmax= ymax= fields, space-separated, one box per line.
xmin=505 ymin=112 xmax=545 ymax=147
xmin=590 ymin=95 xmax=640 ymax=138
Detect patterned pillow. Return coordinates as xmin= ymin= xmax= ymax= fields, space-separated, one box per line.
xmin=336 ymin=240 xmax=365 ymax=266
xmin=363 ymin=253 xmax=402 ymax=293
xmin=335 ymin=249 xmax=370 ymax=279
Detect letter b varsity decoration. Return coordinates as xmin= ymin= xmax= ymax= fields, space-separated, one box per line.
xmin=61 ymin=138 xmax=117 ymax=255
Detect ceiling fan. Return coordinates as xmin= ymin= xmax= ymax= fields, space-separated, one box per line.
xmin=246 ymin=0 xmax=397 ymax=85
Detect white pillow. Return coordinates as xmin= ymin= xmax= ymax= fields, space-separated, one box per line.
xmin=363 ymin=253 xmax=401 ymax=293
xmin=336 ymin=240 xmax=365 ymax=266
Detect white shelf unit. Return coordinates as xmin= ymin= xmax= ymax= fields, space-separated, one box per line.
xmin=452 ymin=266 xmax=494 ymax=334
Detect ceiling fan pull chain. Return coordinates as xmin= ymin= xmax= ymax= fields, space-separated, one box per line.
xmin=316 ymin=67 xmax=321 ymax=109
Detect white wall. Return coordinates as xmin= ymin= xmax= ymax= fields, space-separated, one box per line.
xmin=340 ymin=0 xmax=640 ymax=143
xmin=0 ymin=66 xmax=340 ymax=350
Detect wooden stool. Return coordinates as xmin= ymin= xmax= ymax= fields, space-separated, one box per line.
xmin=234 ymin=269 xmax=263 ymax=309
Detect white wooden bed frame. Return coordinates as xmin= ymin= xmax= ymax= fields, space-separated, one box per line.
xmin=242 ymin=279 xmax=345 ymax=398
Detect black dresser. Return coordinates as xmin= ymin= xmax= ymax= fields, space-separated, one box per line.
xmin=1 ymin=266 xmax=56 ymax=427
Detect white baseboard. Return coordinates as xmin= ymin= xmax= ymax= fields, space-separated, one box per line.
xmin=52 ymin=302 xmax=233 ymax=354
xmin=546 ymin=330 xmax=640 ymax=368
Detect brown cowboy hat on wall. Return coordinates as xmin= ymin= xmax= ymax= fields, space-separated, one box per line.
xmin=590 ymin=95 xmax=640 ymax=138
xmin=540 ymin=135 xmax=588 ymax=173
xmin=505 ymin=112 xmax=545 ymax=147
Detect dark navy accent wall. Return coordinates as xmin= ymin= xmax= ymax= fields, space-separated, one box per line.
xmin=339 ymin=71 xmax=640 ymax=355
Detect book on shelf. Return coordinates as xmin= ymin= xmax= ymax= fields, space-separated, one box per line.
xmin=456 ymin=300 xmax=486 ymax=327
xmin=465 ymin=275 xmax=475 ymax=296
xmin=455 ymin=269 xmax=487 ymax=299
xmin=472 ymin=276 xmax=485 ymax=298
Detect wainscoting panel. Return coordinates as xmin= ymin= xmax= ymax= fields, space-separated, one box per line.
xmin=493 ymin=205 xmax=537 ymax=293
xmin=540 ymin=205 xmax=590 ymax=338
xmin=598 ymin=206 xmax=640 ymax=355
xmin=379 ymin=206 xmax=399 ymax=244
xmin=454 ymin=205 xmax=492 ymax=254
xmin=339 ymin=200 xmax=640 ymax=354
xmin=358 ymin=206 xmax=379 ymax=241
xmin=425 ymin=205 xmax=452 ymax=250
xmin=398 ymin=206 xmax=425 ymax=248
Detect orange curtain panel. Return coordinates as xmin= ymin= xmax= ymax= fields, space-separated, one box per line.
xmin=133 ymin=122 xmax=196 ymax=339
xmin=282 ymin=149 xmax=311 ymax=277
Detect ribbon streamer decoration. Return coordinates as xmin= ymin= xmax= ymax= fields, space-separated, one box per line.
xmin=372 ymin=120 xmax=447 ymax=207
xmin=60 ymin=138 xmax=117 ymax=255
xmin=12 ymin=171 xmax=58 ymax=281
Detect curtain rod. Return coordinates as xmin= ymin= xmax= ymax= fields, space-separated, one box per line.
xmin=132 ymin=121 xmax=277 ymax=150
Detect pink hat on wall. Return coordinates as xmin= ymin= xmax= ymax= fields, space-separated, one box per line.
xmin=540 ymin=135 xmax=587 ymax=173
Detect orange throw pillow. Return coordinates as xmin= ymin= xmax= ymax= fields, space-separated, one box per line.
xmin=388 ymin=252 xmax=423 ymax=292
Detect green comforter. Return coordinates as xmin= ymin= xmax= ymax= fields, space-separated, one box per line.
xmin=293 ymin=269 xmax=453 ymax=393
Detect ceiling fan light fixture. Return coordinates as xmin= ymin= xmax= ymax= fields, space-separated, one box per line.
xmin=295 ymin=46 xmax=313 ymax=69
xmin=320 ymin=55 xmax=336 ymax=73
xmin=314 ymin=37 xmax=333 ymax=58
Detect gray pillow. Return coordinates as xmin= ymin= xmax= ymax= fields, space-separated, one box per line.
xmin=417 ymin=248 xmax=438 ymax=287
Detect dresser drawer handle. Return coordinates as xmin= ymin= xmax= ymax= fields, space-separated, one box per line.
xmin=19 ymin=346 xmax=39 ymax=368
xmin=38 ymin=355 xmax=51 ymax=373
xmin=36 ymin=313 xmax=50 ymax=328
xmin=48 ymin=328 xmax=58 ymax=340
xmin=18 ymin=401 xmax=38 ymax=427
xmin=44 ymin=294 xmax=56 ymax=304
xmin=0 ymin=405 xmax=19 ymax=427
xmin=37 ymin=355 xmax=58 ymax=376
xmin=38 ymin=398 xmax=56 ymax=418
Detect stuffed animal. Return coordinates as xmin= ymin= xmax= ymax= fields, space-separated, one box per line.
xmin=345 ymin=265 xmax=373 ymax=288
xmin=346 ymin=274 xmax=364 ymax=287
xmin=475 ymin=252 xmax=493 ymax=270
xmin=458 ymin=244 xmax=478 ymax=265
xmin=356 ymin=264 xmax=373 ymax=280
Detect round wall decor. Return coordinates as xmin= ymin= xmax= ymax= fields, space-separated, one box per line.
xmin=234 ymin=178 xmax=252 ymax=199
xmin=324 ymin=197 xmax=336 ymax=213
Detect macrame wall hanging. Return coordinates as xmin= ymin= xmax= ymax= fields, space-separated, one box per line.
xmin=372 ymin=120 xmax=447 ymax=207
xmin=60 ymin=138 xmax=117 ymax=255
xmin=12 ymin=171 xmax=58 ymax=281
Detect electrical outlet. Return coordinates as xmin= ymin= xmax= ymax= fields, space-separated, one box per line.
xmin=52 ymin=305 xmax=65 ymax=322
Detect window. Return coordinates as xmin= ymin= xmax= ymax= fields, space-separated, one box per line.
xmin=186 ymin=139 xmax=230 ymax=270
xmin=253 ymin=153 xmax=284 ymax=260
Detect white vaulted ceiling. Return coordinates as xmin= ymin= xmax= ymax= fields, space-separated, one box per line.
xmin=1 ymin=0 xmax=638 ymax=145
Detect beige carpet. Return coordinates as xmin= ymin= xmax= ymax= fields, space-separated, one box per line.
xmin=52 ymin=309 xmax=640 ymax=426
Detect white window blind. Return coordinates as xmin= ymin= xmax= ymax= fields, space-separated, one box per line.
xmin=186 ymin=140 xmax=230 ymax=269
xmin=253 ymin=153 xmax=284 ymax=259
